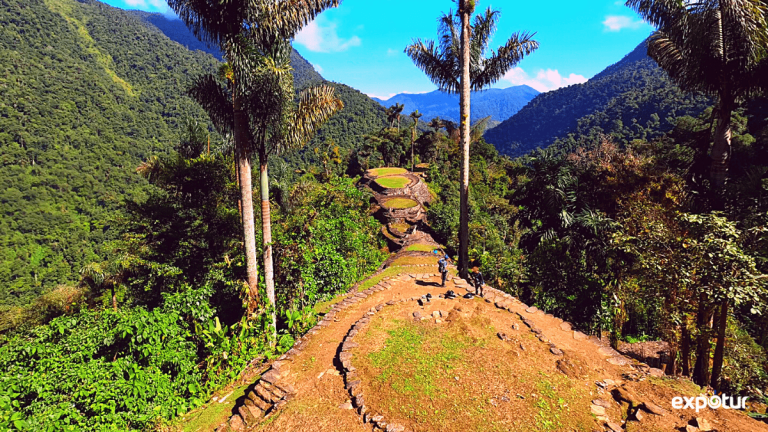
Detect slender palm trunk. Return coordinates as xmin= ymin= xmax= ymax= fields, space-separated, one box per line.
xmin=458 ymin=6 xmax=471 ymax=279
xmin=234 ymin=95 xmax=260 ymax=313
xmin=111 ymin=285 xmax=117 ymax=311
xmin=710 ymin=300 xmax=728 ymax=389
xmin=411 ymin=127 xmax=416 ymax=172
xmin=710 ymin=95 xmax=733 ymax=187
xmin=259 ymin=151 xmax=277 ymax=338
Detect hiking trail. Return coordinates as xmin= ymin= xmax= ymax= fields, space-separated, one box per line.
xmin=196 ymin=168 xmax=766 ymax=432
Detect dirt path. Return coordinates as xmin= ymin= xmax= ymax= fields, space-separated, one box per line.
xmin=211 ymin=169 xmax=767 ymax=432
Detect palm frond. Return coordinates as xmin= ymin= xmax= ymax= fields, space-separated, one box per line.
xmin=254 ymin=0 xmax=340 ymax=40
xmin=283 ymin=85 xmax=344 ymax=152
xmin=473 ymin=31 xmax=539 ymax=90
xmin=405 ymin=39 xmax=460 ymax=93
xmin=167 ymin=0 xmax=248 ymax=46
xmin=188 ymin=74 xmax=234 ymax=136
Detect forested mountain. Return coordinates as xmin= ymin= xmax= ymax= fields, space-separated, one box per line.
xmin=373 ymin=85 xmax=539 ymax=125
xmin=0 ymin=1 xmax=387 ymax=308
xmin=0 ymin=0 xmax=222 ymax=307
xmin=485 ymin=41 xmax=711 ymax=156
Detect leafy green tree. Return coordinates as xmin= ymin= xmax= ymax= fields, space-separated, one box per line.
xmin=405 ymin=1 xmax=538 ymax=277
xmin=627 ymin=0 xmax=768 ymax=187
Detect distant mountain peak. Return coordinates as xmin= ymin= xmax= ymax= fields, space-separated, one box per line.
xmin=372 ymin=85 xmax=539 ymax=124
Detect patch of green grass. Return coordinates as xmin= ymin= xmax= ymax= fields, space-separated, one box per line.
xmin=648 ymin=376 xmax=702 ymax=397
xmin=369 ymin=167 xmax=407 ymax=177
xmin=356 ymin=265 xmax=456 ymax=292
xmin=375 ymin=176 xmax=411 ymax=189
xmin=179 ymin=382 xmax=251 ymax=432
xmin=390 ymin=256 xmax=439 ymax=267
xmin=390 ymin=223 xmax=411 ymax=233
xmin=404 ymin=244 xmax=439 ymax=253
xmin=367 ymin=322 xmax=471 ymax=398
xmin=381 ymin=198 xmax=419 ymax=209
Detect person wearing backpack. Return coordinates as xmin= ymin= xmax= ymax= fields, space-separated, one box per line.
xmin=438 ymin=255 xmax=449 ymax=287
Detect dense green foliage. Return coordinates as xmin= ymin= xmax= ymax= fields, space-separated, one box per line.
xmin=485 ymin=42 xmax=711 ymax=157
xmin=0 ymin=130 xmax=384 ymax=430
xmin=0 ymin=0 xmax=219 ymax=307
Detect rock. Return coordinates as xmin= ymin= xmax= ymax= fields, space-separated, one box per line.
xmin=440 ymin=310 xmax=447 ymax=317
xmin=686 ymin=426 xmax=700 ymax=432
xmin=695 ymin=417 xmax=713 ymax=431
xmin=590 ymin=404 xmax=606 ymax=416
xmin=556 ymin=358 xmax=579 ymax=378
xmin=592 ymin=399 xmax=612 ymax=409
xmin=648 ymin=368 xmax=664 ymax=377
xmin=432 ymin=310 xmax=440 ymax=318
xmin=598 ymin=347 xmax=615 ymax=356
xmin=339 ymin=402 xmax=353 ymax=410
xmin=612 ymin=387 xmax=641 ymax=407
xmin=215 ymin=423 xmax=233 ymax=432
xmin=605 ymin=422 xmax=623 ymax=432
xmin=238 ymin=405 xmax=257 ymax=426
xmin=387 ymin=424 xmax=405 ymax=432
xmin=633 ymin=409 xmax=645 ymax=422
xmin=525 ymin=306 xmax=538 ymax=313
xmin=607 ymin=356 xmax=630 ymax=366
xmin=435 ymin=318 xmax=443 ymax=324
xmin=641 ymin=401 xmax=668 ymax=416
xmin=550 ymin=347 xmax=564 ymax=356
xmin=559 ymin=322 xmax=572 ymax=331
xmin=573 ymin=331 xmax=588 ymax=340
xmin=413 ymin=311 xmax=421 ymax=319
xmin=498 ymin=332 xmax=509 ymax=341
xmin=229 ymin=414 xmax=246 ymax=431
xmin=511 ymin=323 xmax=519 ymax=330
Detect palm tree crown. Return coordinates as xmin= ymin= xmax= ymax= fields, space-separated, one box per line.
xmin=626 ymin=0 xmax=768 ymax=187
xmin=405 ymin=6 xmax=539 ymax=94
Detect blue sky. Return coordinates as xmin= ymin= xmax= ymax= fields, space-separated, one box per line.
xmin=102 ymin=0 xmax=653 ymax=99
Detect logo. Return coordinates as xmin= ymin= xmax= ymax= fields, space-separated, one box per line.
xmin=671 ymin=394 xmax=747 ymax=413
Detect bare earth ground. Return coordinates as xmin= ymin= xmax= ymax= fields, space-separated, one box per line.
xmin=246 ymin=273 xmax=768 ymax=432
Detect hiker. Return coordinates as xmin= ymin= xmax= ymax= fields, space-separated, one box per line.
xmin=438 ymin=254 xmax=449 ymax=287
xmin=471 ymin=266 xmax=485 ymax=296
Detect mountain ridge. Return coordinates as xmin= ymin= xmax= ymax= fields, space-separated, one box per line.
xmin=484 ymin=41 xmax=711 ymax=157
xmin=373 ymin=85 xmax=540 ymax=125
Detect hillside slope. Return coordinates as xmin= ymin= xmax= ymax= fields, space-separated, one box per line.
xmin=374 ymin=85 xmax=540 ymax=124
xmin=0 ymin=0 xmax=219 ymax=306
xmin=485 ymin=42 xmax=711 ymax=157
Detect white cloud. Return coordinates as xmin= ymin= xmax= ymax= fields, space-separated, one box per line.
xmin=603 ymin=15 xmax=644 ymax=32
xmin=295 ymin=19 xmax=361 ymax=53
xmin=386 ymin=48 xmax=399 ymax=57
xmin=312 ymin=63 xmax=323 ymax=74
xmin=502 ymin=67 xmax=587 ymax=92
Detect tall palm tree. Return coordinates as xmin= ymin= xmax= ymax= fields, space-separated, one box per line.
xmin=169 ymin=0 xmax=341 ymax=320
xmin=626 ymin=0 xmax=768 ymax=187
xmin=387 ymin=103 xmax=405 ymax=130
xmin=406 ymin=1 xmax=538 ymax=277
xmin=409 ymin=109 xmax=423 ymax=171
xmin=627 ymin=0 xmax=768 ymax=389
xmin=248 ymin=41 xmax=343 ymax=337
